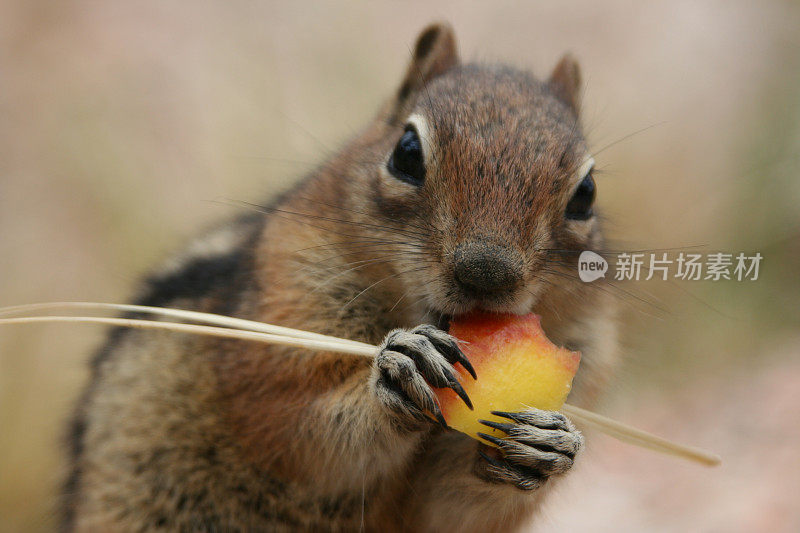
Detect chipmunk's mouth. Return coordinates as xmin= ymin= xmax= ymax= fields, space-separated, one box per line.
xmin=431 ymin=297 xmax=537 ymax=332
xmin=428 ymin=290 xmax=539 ymax=327
xmin=424 ymin=274 xmax=545 ymax=329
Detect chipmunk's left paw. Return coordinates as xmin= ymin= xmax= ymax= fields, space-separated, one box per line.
xmin=475 ymin=409 xmax=582 ymax=491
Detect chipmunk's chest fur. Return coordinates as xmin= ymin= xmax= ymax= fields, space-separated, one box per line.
xmin=63 ymin=207 xmax=615 ymax=532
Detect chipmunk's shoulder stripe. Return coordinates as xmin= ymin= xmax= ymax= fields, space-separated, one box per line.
xmin=95 ymin=212 xmax=267 ymax=361
xmin=142 ymin=213 xmax=264 ymax=304
xmin=61 ymin=212 xmax=266 ymax=532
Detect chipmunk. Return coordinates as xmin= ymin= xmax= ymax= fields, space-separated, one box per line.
xmin=63 ymin=23 xmax=618 ymax=532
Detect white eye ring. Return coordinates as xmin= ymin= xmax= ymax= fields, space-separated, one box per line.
xmin=577 ymin=156 xmax=595 ymax=182
xmin=406 ymin=113 xmax=434 ymax=166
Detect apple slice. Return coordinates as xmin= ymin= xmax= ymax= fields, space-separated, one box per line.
xmin=435 ymin=312 xmax=580 ymax=440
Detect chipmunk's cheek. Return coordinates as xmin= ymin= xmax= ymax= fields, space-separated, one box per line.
xmin=564 ymin=216 xmax=598 ymax=243
xmin=513 ymin=284 xmax=543 ymax=312
xmin=378 ymin=165 xmax=412 ymax=193
xmin=372 ymin=166 xmax=423 ymax=213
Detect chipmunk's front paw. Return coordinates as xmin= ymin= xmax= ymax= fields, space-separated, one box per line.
xmin=371 ymin=325 xmax=475 ymax=429
xmin=475 ymin=409 xmax=582 ymax=491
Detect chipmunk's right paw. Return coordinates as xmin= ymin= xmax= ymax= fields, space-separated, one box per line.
xmin=371 ymin=325 xmax=475 ymax=428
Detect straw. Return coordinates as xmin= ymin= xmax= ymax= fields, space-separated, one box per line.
xmin=0 ymin=303 xmax=721 ymax=467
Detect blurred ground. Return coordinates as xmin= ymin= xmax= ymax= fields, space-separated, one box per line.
xmin=1 ymin=1 xmax=799 ymax=531
xmin=533 ymin=339 xmax=800 ymax=533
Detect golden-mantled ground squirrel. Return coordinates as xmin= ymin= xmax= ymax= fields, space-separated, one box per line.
xmin=63 ymin=23 xmax=618 ymax=532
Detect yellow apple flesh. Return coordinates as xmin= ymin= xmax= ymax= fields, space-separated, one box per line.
xmin=436 ymin=312 xmax=581 ymax=440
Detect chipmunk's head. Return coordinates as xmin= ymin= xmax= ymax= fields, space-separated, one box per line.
xmin=356 ymin=23 xmax=602 ymax=320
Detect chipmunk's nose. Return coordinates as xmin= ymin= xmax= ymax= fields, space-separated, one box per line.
xmin=453 ymin=240 xmax=524 ymax=296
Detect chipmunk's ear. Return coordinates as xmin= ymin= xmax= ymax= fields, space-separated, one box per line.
xmin=548 ymin=54 xmax=582 ymax=114
xmin=387 ymin=23 xmax=460 ymax=124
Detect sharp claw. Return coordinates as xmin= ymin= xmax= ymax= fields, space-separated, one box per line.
xmin=477 ymin=432 xmax=507 ymax=448
xmin=478 ymin=419 xmax=515 ymax=434
xmin=449 ymin=379 xmax=473 ymax=410
xmin=490 ymin=409 xmax=569 ymax=430
xmin=432 ymin=332 xmax=476 ymax=380
xmin=427 ymin=397 xmax=448 ymax=429
xmin=454 ymin=345 xmax=477 ymax=379
xmin=435 ymin=410 xmax=449 ymax=429
xmin=490 ymin=410 xmax=520 ymax=422
xmin=460 ymin=358 xmax=477 ymax=380
xmin=478 ymin=450 xmax=505 ymax=469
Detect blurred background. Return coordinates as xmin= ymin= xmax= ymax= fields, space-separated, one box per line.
xmin=1 ymin=1 xmax=799 ymax=531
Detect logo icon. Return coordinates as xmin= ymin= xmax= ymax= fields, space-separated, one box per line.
xmin=578 ymin=251 xmax=608 ymax=282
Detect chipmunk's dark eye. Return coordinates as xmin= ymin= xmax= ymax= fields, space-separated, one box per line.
xmin=565 ymin=172 xmax=595 ymax=220
xmin=387 ymin=127 xmax=425 ymax=186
